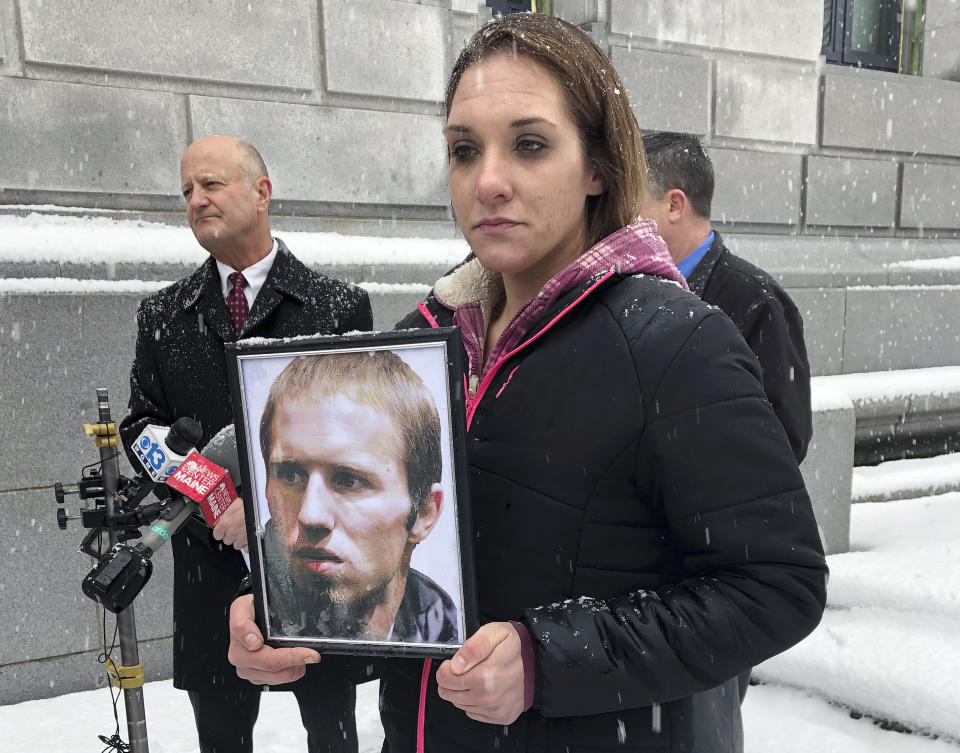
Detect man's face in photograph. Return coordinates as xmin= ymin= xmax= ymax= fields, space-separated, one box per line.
xmin=264 ymin=393 xmax=424 ymax=611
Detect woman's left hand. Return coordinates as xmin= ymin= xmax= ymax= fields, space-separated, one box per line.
xmin=436 ymin=621 xmax=526 ymax=725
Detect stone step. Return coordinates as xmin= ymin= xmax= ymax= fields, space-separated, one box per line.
xmin=813 ymin=367 xmax=960 ymax=464
xmin=852 ymin=452 xmax=960 ymax=503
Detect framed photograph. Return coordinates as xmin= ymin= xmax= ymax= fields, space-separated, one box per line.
xmin=226 ymin=328 xmax=476 ymax=659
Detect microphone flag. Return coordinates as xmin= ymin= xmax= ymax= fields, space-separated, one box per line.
xmin=166 ymin=451 xmax=237 ymax=526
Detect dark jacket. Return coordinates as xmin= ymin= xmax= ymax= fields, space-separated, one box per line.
xmin=391 ymin=569 xmax=460 ymax=645
xmin=380 ymin=249 xmax=827 ymax=752
xmin=119 ymin=239 xmax=372 ymax=692
xmin=686 ymin=232 xmax=812 ymax=463
xmin=263 ymin=520 xmax=460 ymax=646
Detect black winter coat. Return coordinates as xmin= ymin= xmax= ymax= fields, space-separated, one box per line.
xmin=119 ymin=240 xmax=371 ymax=693
xmin=686 ymin=232 xmax=812 ymax=463
xmin=381 ymin=270 xmax=827 ymax=753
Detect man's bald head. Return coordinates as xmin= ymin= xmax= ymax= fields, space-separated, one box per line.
xmin=236 ymin=139 xmax=269 ymax=184
xmin=182 ymin=135 xmax=268 ymax=185
xmin=179 ymin=135 xmax=274 ymax=268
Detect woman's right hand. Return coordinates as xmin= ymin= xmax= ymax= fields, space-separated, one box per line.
xmin=227 ymin=594 xmax=321 ymax=685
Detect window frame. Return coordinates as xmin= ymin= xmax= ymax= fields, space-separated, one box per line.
xmin=822 ymin=0 xmax=903 ymax=72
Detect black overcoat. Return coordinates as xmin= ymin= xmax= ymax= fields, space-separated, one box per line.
xmin=119 ymin=240 xmax=372 ymax=692
xmin=685 ymin=232 xmax=812 ymax=462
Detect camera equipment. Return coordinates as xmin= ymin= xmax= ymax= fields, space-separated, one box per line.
xmin=55 ymin=389 xmax=202 ymax=753
xmin=59 ymin=413 xmax=201 ymax=613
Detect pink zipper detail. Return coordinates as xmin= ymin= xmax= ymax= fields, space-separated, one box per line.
xmin=418 ymin=301 xmax=440 ymax=330
xmin=466 ymin=269 xmax=615 ymax=429
xmin=416 ymin=658 xmax=432 ymax=753
xmin=496 ymin=364 xmax=521 ymax=398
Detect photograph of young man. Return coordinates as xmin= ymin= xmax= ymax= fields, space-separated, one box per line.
xmin=257 ymin=350 xmax=460 ymax=645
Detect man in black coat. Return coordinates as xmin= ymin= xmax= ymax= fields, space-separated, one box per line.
xmin=641 ymin=132 xmax=812 ymax=463
xmin=119 ymin=135 xmax=372 ymax=753
xmin=641 ymin=133 xmax=814 ymax=746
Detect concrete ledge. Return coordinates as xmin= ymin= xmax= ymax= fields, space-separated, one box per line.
xmin=815 ymin=366 xmax=960 ymax=465
xmin=801 ymin=384 xmax=855 ymax=555
xmin=852 ymin=453 xmax=960 ymax=503
xmin=842 ymin=286 xmax=960 ymax=372
xmin=887 ymin=254 xmax=960 ymax=285
xmin=731 ymin=234 xmax=960 ymax=288
xmin=730 ymin=235 xmax=889 ymax=287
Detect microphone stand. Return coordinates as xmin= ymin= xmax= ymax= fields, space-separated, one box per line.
xmin=86 ymin=388 xmax=150 ymax=753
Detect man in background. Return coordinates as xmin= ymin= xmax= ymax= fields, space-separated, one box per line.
xmin=641 ymin=131 xmax=812 ymax=463
xmin=120 ymin=135 xmax=372 ymax=753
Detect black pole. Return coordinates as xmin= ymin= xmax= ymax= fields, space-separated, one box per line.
xmin=94 ymin=388 xmax=150 ymax=753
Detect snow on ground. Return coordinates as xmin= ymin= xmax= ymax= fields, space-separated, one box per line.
xmin=3 ymin=492 xmax=958 ymax=751
xmin=4 ymin=676 xmax=955 ymax=753
xmin=852 ymin=453 xmax=960 ymax=502
xmin=756 ymin=492 xmax=960 ymax=741
xmin=742 ymin=684 xmax=957 ymax=753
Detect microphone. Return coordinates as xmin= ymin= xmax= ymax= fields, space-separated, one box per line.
xmin=83 ymin=418 xmax=240 ymax=613
xmin=198 ymin=423 xmax=251 ymax=570
xmin=130 ymin=418 xmax=202 ymax=483
xmin=130 ymin=439 xmax=238 ymax=557
xmin=200 ymin=423 xmax=243 ymax=493
xmin=167 ymin=452 xmax=238 ymax=526
xmin=112 ymin=417 xmax=203 ymax=512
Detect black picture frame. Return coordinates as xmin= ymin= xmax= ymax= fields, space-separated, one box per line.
xmin=226 ymin=327 xmax=477 ymax=659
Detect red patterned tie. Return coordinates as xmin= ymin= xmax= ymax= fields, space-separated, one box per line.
xmin=226 ymin=271 xmax=249 ymax=336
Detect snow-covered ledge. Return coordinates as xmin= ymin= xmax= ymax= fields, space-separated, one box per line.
xmin=801 ymin=384 xmax=856 ymax=555
xmin=815 ymin=366 xmax=960 ymax=465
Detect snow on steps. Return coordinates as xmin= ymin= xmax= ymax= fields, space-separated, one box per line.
xmin=814 ymin=367 xmax=960 ymax=465
xmin=754 ymin=492 xmax=960 ymax=741
xmin=853 ymin=453 xmax=960 ymax=503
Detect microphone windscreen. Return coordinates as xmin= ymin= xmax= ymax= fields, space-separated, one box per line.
xmin=167 ymin=416 xmax=203 ymax=455
xmin=202 ymin=424 xmax=243 ymax=493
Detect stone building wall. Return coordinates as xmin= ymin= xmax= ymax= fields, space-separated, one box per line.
xmin=2 ymin=0 xmax=959 ymax=705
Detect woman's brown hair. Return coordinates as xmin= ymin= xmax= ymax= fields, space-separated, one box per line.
xmin=445 ymin=13 xmax=646 ymax=249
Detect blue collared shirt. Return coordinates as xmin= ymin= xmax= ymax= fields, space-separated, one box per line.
xmin=676 ymin=231 xmax=715 ymax=279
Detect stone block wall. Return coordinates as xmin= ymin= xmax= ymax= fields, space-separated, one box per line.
xmin=2 ymin=0 xmax=959 ymax=240
xmin=923 ymin=0 xmax=960 ymax=79
xmin=590 ymin=0 xmax=960 ymax=236
xmin=3 ymin=0 xmax=960 ymax=707
xmin=0 ymin=0 xmax=481 ymax=215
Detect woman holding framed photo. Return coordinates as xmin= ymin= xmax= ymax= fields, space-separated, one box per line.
xmin=229 ymin=13 xmax=827 ymax=753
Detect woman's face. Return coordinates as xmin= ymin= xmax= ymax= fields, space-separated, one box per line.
xmin=445 ymin=55 xmax=603 ymax=289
